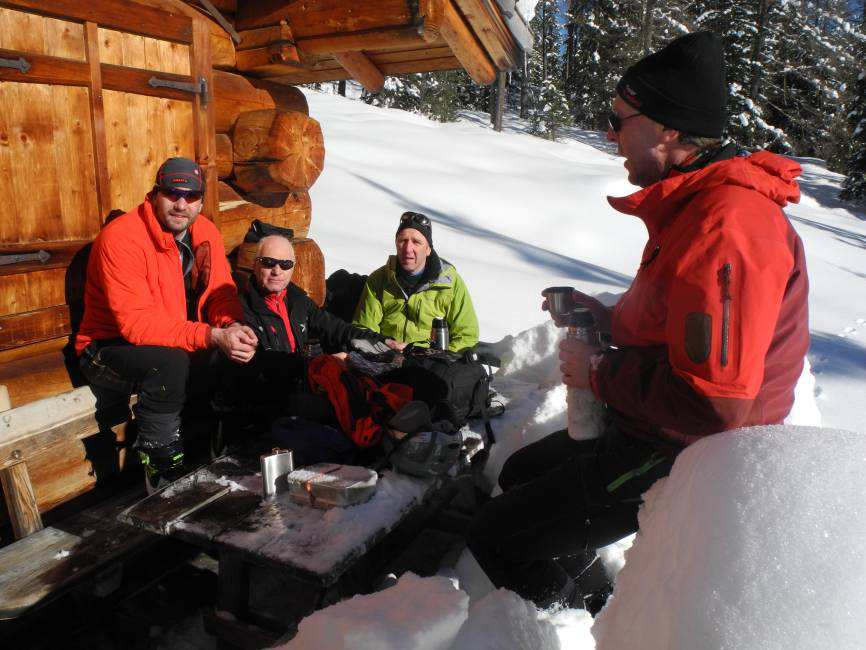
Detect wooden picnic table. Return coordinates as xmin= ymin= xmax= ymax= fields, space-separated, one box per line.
xmin=118 ymin=449 xmax=439 ymax=648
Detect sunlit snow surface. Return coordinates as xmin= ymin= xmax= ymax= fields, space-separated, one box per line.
xmin=593 ymin=426 xmax=866 ymax=650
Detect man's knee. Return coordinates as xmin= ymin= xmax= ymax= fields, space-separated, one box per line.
xmin=138 ymin=347 xmax=190 ymax=408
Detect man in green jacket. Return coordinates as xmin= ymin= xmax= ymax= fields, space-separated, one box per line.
xmin=354 ymin=212 xmax=479 ymax=352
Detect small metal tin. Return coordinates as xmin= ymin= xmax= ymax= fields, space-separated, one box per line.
xmin=260 ymin=448 xmax=294 ymax=499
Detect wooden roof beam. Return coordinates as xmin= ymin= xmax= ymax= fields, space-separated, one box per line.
xmin=453 ymin=0 xmax=518 ymax=70
xmin=423 ymin=0 xmax=496 ymax=85
xmin=333 ymin=51 xmax=385 ymax=92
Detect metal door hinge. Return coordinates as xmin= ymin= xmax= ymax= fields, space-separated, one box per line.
xmin=0 ymin=56 xmax=30 ymax=74
xmin=148 ymin=75 xmax=208 ymax=106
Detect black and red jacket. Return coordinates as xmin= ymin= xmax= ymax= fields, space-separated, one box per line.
xmin=591 ymin=149 xmax=809 ymax=453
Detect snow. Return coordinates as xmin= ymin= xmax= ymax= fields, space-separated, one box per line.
xmin=277 ymin=573 xmax=468 ymax=650
xmin=592 ymin=426 xmax=866 ymax=650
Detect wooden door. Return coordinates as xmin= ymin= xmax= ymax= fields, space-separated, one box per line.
xmin=0 ymin=0 xmax=217 ymax=357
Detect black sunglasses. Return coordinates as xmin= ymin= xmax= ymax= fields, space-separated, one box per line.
xmin=607 ymin=111 xmax=642 ymax=133
xmin=160 ymin=188 xmax=203 ymax=203
xmin=400 ymin=211 xmax=431 ymax=228
xmin=256 ymin=256 xmax=295 ymax=270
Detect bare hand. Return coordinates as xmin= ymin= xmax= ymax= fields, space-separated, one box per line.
xmin=212 ymin=324 xmax=257 ymax=364
xmin=332 ymin=352 xmax=348 ymax=361
xmin=385 ymin=338 xmax=407 ymax=351
xmin=542 ymin=289 xmax=613 ymax=334
xmin=559 ymin=337 xmax=601 ymax=389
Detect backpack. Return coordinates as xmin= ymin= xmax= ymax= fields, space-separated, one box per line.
xmin=307 ymin=354 xmax=412 ymax=448
xmin=325 ymin=269 xmax=368 ymax=322
xmin=381 ymin=348 xmax=491 ymax=431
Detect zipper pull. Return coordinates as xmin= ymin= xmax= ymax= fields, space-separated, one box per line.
xmin=717 ymin=263 xmax=732 ymax=367
xmin=640 ymin=245 xmax=661 ymax=269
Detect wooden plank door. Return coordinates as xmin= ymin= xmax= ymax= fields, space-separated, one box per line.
xmin=0 ymin=0 xmax=216 ymax=355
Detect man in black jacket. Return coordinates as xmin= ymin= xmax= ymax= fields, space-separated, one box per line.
xmin=236 ymin=234 xmax=396 ymax=414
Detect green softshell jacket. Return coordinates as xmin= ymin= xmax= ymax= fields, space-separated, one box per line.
xmin=353 ymin=255 xmax=479 ymax=352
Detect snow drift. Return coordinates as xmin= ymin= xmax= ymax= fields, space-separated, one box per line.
xmin=592 ymin=425 xmax=866 ymax=650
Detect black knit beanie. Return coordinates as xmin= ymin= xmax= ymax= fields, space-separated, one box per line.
xmin=616 ymin=31 xmax=727 ymax=138
xmin=396 ymin=212 xmax=433 ymax=247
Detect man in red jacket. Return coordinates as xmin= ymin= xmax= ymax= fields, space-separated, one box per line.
xmin=76 ymin=157 xmax=258 ymax=491
xmin=467 ymin=32 xmax=810 ymax=610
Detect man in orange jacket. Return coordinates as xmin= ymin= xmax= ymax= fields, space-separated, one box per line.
xmin=76 ymin=157 xmax=258 ymax=491
xmin=467 ymin=32 xmax=809 ymax=610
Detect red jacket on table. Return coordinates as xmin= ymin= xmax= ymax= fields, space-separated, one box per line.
xmin=590 ymin=150 xmax=809 ymax=453
xmin=75 ymin=197 xmax=243 ymax=355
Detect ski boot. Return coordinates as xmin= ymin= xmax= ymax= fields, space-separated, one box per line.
xmin=137 ymin=439 xmax=187 ymax=494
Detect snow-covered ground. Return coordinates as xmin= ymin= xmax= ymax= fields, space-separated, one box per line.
xmin=163 ymin=89 xmax=866 ymax=648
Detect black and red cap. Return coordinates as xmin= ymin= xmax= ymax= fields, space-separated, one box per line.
xmin=154 ymin=157 xmax=205 ymax=193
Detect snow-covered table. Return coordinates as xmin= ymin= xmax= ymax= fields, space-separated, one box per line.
xmin=119 ymin=451 xmax=439 ymax=647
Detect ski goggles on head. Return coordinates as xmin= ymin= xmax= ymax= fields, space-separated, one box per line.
xmin=255 ymin=256 xmax=295 ymax=270
xmin=607 ymin=111 xmax=643 ymax=133
xmin=399 ymin=211 xmax=431 ymax=228
xmin=160 ymin=188 xmax=203 ymax=203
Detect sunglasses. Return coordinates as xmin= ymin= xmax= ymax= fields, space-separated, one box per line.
xmin=161 ymin=188 xmax=203 ymax=203
xmin=400 ymin=211 xmax=431 ymax=228
xmin=256 ymin=256 xmax=295 ymax=271
xmin=607 ymin=111 xmax=642 ymax=133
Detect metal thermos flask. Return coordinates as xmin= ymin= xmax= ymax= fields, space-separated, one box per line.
xmin=568 ymin=307 xmax=599 ymax=346
xmin=260 ymin=448 xmax=294 ymax=499
xmin=431 ymin=318 xmax=449 ymax=350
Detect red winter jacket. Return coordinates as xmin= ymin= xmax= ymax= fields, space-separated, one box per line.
xmin=591 ymin=150 xmax=809 ymax=452
xmin=75 ymin=198 xmax=243 ymax=354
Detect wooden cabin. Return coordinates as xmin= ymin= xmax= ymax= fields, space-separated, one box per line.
xmin=0 ymin=1 xmax=530 ymax=544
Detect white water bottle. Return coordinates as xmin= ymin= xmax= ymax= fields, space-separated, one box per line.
xmin=566 ymin=307 xmax=605 ymax=441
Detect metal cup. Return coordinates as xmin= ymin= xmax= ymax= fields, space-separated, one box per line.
xmin=261 ymin=448 xmax=294 ymax=499
xmin=543 ymin=286 xmax=576 ymax=323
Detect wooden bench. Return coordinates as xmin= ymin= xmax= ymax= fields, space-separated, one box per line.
xmin=0 ymin=486 xmax=156 ymax=621
xmin=118 ymin=447 xmax=443 ymax=647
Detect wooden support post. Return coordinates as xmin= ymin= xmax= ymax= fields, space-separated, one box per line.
xmin=84 ymin=22 xmax=112 ymax=224
xmin=0 ymin=460 xmax=43 ymax=540
xmin=333 ymin=51 xmax=385 ymax=93
xmin=190 ymin=17 xmax=219 ymax=226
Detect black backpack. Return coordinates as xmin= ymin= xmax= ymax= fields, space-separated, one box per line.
xmin=381 ymin=348 xmax=492 ymax=431
xmin=325 ymin=269 xmax=369 ymax=322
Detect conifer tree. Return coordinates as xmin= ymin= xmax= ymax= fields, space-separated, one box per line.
xmin=841 ymin=34 xmax=866 ymax=202
xmin=532 ymin=78 xmax=572 ymax=140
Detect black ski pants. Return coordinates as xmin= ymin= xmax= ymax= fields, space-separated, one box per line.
xmin=466 ymin=426 xmax=673 ymax=607
xmin=80 ymin=340 xmax=216 ymax=449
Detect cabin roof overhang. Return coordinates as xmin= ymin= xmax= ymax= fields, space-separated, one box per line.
xmin=189 ymin=0 xmax=532 ymax=91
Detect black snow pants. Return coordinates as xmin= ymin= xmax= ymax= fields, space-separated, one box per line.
xmin=80 ymin=340 xmax=219 ymax=449
xmin=466 ymin=426 xmax=674 ymax=608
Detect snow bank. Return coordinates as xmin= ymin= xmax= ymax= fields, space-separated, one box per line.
xmin=450 ymin=589 xmax=560 ymax=649
xmin=592 ymin=425 xmax=866 ymax=650
xmin=278 ymin=573 xmax=468 ymax=650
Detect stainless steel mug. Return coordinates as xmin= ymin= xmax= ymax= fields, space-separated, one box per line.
xmin=543 ymin=286 xmax=576 ymax=324
xmin=431 ymin=317 xmax=449 ymax=350
xmin=261 ymin=448 xmax=294 ymax=498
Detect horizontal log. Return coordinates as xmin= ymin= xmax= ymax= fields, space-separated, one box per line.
xmin=212 ymin=69 xmax=308 ymax=132
xmin=235 ymin=0 xmax=411 ymax=34
xmin=297 ymin=26 xmax=435 ymax=55
xmin=236 ymin=21 xmax=293 ymax=50
xmin=216 ymin=133 xmax=233 ymax=178
xmin=267 ymin=55 xmax=463 ymax=84
xmin=0 ymin=0 xmax=193 ymax=43
xmin=218 ymin=182 xmax=311 ymax=253
xmin=235 ymin=43 xmax=301 ymax=71
xmin=0 ymin=305 xmax=71 ymax=352
xmin=233 ymin=109 xmax=323 ymax=162
xmin=334 ymin=51 xmax=385 ymax=92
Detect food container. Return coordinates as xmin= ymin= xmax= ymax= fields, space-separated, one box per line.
xmin=287 ymin=463 xmax=378 ymax=509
